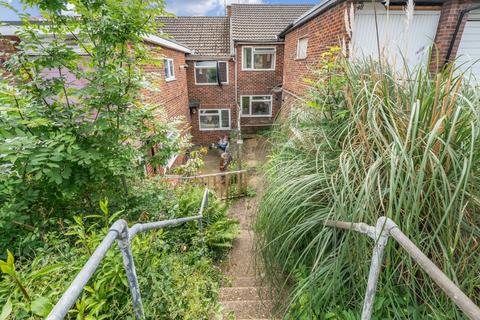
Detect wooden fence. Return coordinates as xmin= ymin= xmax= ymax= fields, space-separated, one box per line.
xmin=165 ymin=170 xmax=248 ymax=200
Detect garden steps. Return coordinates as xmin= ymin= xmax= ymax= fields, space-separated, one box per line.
xmin=221 ymin=300 xmax=272 ymax=319
xmin=219 ymin=286 xmax=269 ymax=301
xmin=218 ymin=136 xmax=275 ymax=319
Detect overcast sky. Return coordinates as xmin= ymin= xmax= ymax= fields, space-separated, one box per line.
xmin=166 ymin=0 xmax=319 ymax=16
xmin=0 ymin=0 xmax=319 ymax=20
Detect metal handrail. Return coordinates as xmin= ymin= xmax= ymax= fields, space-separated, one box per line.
xmin=325 ymin=217 xmax=480 ymax=320
xmin=47 ymin=189 xmax=210 ymax=320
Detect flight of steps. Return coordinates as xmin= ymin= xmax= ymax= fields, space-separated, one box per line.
xmin=218 ymin=137 xmax=273 ymax=320
xmin=219 ymin=230 xmax=272 ymax=319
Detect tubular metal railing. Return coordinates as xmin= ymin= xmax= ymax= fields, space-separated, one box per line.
xmin=325 ymin=216 xmax=480 ymax=320
xmin=46 ymin=189 xmax=210 ymax=320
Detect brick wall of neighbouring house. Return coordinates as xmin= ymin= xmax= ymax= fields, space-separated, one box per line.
xmin=138 ymin=43 xmax=191 ymax=175
xmin=236 ymin=43 xmax=284 ymax=134
xmin=430 ymin=0 xmax=473 ymax=73
xmin=186 ymin=59 xmax=236 ymax=145
xmin=282 ymin=2 xmax=350 ymax=99
xmin=142 ymin=44 xmax=191 ymax=128
xmin=0 ymin=36 xmax=20 ymax=67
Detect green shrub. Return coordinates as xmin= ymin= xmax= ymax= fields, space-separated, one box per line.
xmin=0 ymin=182 xmax=235 ymax=319
xmin=256 ymin=54 xmax=480 ymax=319
xmin=0 ymin=0 xmax=186 ymax=253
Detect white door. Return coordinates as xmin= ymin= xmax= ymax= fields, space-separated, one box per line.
xmin=456 ymin=9 xmax=480 ymax=82
xmin=352 ymin=3 xmax=440 ymax=73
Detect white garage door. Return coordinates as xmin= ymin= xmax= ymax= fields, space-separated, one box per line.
xmin=456 ymin=9 xmax=480 ymax=82
xmin=352 ymin=3 xmax=440 ymax=73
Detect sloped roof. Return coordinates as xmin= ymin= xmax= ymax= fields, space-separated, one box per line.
xmin=231 ymin=4 xmax=314 ymax=42
xmin=157 ymin=17 xmax=230 ymax=57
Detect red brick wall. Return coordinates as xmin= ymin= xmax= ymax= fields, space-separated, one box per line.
xmin=236 ymin=44 xmax=284 ymax=133
xmin=142 ymin=44 xmax=191 ymax=128
xmin=0 ymin=36 xmax=20 ymax=67
xmin=186 ymin=59 xmax=236 ymax=144
xmin=430 ymin=0 xmax=473 ymax=72
xmin=282 ymin=2 xmax=350 ymax=98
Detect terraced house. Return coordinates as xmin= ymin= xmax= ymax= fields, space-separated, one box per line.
xmin=2 ymin=1 xmax=480 ymax=147
xmin=158 ymin=4 xmax=313 ymax=144
xmin=156 ymin=1 xmax=480 ymax=145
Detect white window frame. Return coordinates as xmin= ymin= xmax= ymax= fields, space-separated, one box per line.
xmin=296 ymin=37 xmax=308 ymax=60
xmin=164 ymin=58 xmax=175 ymax=81
xmin=165 ymin=131 xmax=179 ymax=169
xmin=242 ymin=46 xmax=276 ymax=71
xmin=199 ymin=108 xmax=231 ymax=131
xmin=240 ymin=95 xmax=273 ymax=117
xmin=194 ymin=61 xmax=229 ymax=85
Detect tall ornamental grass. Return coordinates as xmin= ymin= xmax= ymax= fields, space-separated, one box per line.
xmin=256 ymin=54 xmax=480 ymax=319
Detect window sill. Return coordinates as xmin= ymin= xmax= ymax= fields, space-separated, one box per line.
xmin=241 ymin=115 xmax=272 ymax=118
xmin=165 ymin=78 xmax=176 ymax=82
xmin=195 ymin=82 xmax=229 ymax=86
xmin=199 ymin=128 xmax=231 ymax=131
xmin=294 ymin=57 xmax=307 ymax=61
xmin=241 ymin=69 xmax=276 ymax=72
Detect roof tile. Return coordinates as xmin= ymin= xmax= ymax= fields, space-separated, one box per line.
xmin=156 ymin=17 xmax=230 ymax=57
xmin=231 ymin=4 xmax=313 ymax=42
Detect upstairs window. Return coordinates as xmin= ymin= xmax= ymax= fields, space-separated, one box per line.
xmin=242 ymin=47 xmax=275 ymax=70
xmin=195 ymin=61 xmax=228 ymax=85
xmin=241 ymin=95 xmax=272 ymax=117
xmin=199 ymin=109 xmax=231 ymax=130
xmin=164 ymin=58 xmax=175 ymax=81
xmin=296 ymin=37 xmax=308 ymax=59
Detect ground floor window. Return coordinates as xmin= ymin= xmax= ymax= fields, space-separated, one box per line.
xmin=199 ymin=109 xmax=231 ymax=130
xmin=241 ymin=95 xmax=272 ymax=117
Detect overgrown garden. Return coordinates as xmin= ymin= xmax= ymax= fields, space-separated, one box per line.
xmin=0 ymin=0 xmax=238 ymax=318
xmin=257 ymin=49 xmax=480 ymax=319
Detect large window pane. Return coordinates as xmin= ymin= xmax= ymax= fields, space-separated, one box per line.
xmin=199 ymin=109 xmax=230 ymax=130
xmin=241 ymin=96 xmax=272 ymax=116
xmin=252 ymin=101 xmax=270 ymax=115
xmin=200 ymin=114 xmax=220 ymax=129
xmin=195 ymin=61 xmax=228 ymax=84
xmin=254 ymin=53 xmax=273 ymax=69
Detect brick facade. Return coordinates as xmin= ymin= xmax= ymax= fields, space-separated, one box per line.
xmin=0 ymin=36 xmax=20 ymax=67
xmin=236 ymin=44 xmax=284 ymax=134
xmin=430 ymin=0 xmax=473 ymax=72
xmin=282 ymin=0 xmax=477 ymax=104
xmin=186 ymin=59 xmax=236 ymax=144
xmin=282 ymin=2 xmax=350 ymax=99
xmin=142 ymin=44 xmax=191 ymax=128
xmin=141 ymin=43 xmax=191 ymax=174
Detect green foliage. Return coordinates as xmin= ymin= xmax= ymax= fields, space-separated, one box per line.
xmin=173 ymin=147 xmax=207 ymax=176
xmin=0 ymin=0 xmax=187 ymax=251
xmin=256 ymin=55 xmax=480 ymax=319
xmin=0 ymin=183 xmax=235 ymax=319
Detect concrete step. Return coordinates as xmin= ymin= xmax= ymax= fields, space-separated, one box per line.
xmin=222 ymin=300 xmax=272 ymax=319
xmin=219 ymin=286 xmax=268 ymax=301
xmin=230 ymin=276 xmax=259 ymax=287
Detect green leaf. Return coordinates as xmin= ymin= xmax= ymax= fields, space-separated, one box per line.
xmin=31 ymin=296 xmax=53 ymax=317
xmin=0 ymin=299 xmax=12 ymax=320
xmin=6 ymin=250 xmax=14 ymax=267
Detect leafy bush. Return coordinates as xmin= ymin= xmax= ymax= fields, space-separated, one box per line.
xmin=0 ymin=0 xmax=187 ymax=252
xmin=0 ymin=182 xmax=236 ymax=319
xmin=256 ymin=53 xmax=480 ymax=319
